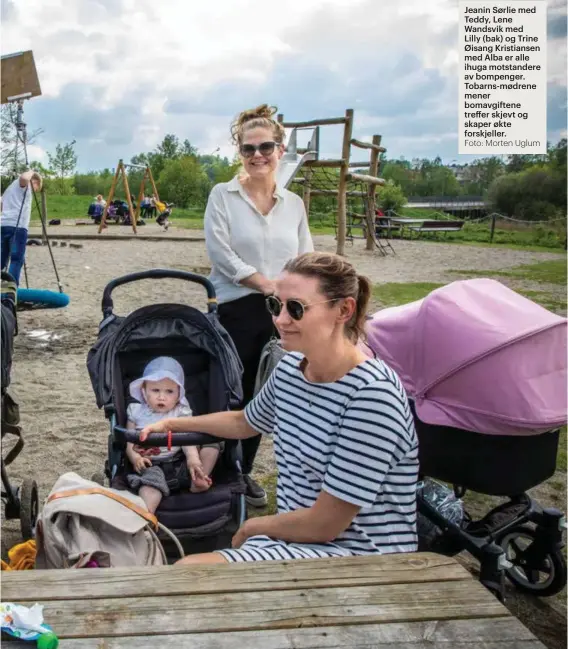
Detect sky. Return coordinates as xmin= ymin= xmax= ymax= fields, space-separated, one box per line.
xmin=1 ymin=0 xmax=566 ymax=173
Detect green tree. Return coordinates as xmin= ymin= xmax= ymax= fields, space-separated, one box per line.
xmin=376 ymin=180 xmax=407 ymax=213
xmin=547 ymin=138 xmax=567 ymax=177
xmin=461 ymin=157 xmax=506 ymax=195
xmin=157 ymin=156 xmax=211 ymax=208
xmin=181 ymin=139 xmax=198 ymax=156
xmin=505 ymin=153 xmax=545 ymax=173
xmin=487 ymin=166 xmax=566 ymax=220
xmin=48 ymin=141 xmax=77 ymax=178
xmin=1 ymin=104 xmax=44 ymax=175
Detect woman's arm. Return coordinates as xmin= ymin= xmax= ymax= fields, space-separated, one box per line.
xmin=233 ymin=491 xmax=360 ymax=547
xmin=297 ymin=202 xmax=314 ymax=254
xmin=140 ymin=410 xmax=258 ymax=442
xmin=205 ymin=187 xmax=272 ymax=291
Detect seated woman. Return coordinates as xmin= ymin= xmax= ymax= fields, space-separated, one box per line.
xmin=141 ymin=251 xmax=419 ymax=564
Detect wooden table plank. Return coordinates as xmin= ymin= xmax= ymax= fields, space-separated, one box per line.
xmin=3 ymin=618 xmax=545 ymax=648
xmin=5 ymin=580 xmax=507 ymax=639
xmin=1 ymin=553 xmax=470 ymax=601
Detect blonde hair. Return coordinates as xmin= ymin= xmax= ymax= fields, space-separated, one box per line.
xmin=30 ymin=172 xmax=42 ymax=191
xmin=230 ymin=104 xmax=286 ymax=147
xmin=283 ymin=252 xmax=372 ymax=343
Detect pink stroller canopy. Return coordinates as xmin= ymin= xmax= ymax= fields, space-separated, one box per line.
xmin=364 ymin=279 xmax=567 ymax=436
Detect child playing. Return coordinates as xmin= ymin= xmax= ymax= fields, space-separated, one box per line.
xmin=125 ymin=356 xmax=223 ymax=513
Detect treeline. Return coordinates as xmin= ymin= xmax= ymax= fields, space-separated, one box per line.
xmin=42 ymin=135 xmax=240 ymax=209
xmin=300 ymin=139 xmax=567 ymax=221
xmin=1 ymin=124 xmax=566 ymax=222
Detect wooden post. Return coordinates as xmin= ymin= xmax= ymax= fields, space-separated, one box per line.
xmin=336 ymin=109 xmax=354 ymax=256
xmin=490 ymin=213 xmax=496 ymax=242
xmin=121 ymin=164 xmax=137 ymax=234
xmin=147 ymin=166 xmax=159 ymax=202
xmin=99 ymin=161 xmax=121 ymax=233
xmin=302 ymin=168 xmax=313 ymax=219
xmin=134 ymin=168 xmax=147 ymax=223
xmin=40 ymin=188 xmax=48 ymax=244
xmin=366 ymin=134 xmax=382 ymax=250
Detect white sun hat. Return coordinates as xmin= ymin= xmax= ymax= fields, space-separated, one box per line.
xmin=129 ymin=356 xmax=189 ymax=408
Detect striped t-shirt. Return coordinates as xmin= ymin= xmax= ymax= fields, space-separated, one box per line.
xmin=219 ymin=352 xmax=418 ymax=562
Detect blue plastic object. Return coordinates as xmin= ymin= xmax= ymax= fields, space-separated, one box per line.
xmin=17 ymin=288 xmax=70 ymax=310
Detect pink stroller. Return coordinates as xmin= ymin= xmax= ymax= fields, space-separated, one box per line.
xmin=363 ymin=278 xmax=567 ymax=599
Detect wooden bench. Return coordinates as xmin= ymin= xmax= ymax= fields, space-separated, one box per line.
xmin=2 ymin=552 xmax=545 ymax=648
xmin=408 ymin=219 xmax=465 ymax=235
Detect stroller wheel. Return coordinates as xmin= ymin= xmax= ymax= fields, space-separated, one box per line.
xmin=19 ymin=479 xmax=39 ymax=541
xmin=498 ymin=525 xmax=567 ymax=597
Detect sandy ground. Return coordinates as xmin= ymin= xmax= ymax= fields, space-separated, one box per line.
xmin=2 ymin=225 xmax=566 ymax=646
xmin=3 ymin=225 xmax=563 ymax=523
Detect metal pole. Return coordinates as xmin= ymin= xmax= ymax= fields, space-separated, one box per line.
xmin=490 ymin=213 xmax=496 ymax=243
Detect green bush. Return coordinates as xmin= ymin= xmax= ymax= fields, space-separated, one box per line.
xmin=157 ymin=157 xmax=211 ymax=208
xmin=487 ymin=167 xmax=567 ymax=219
xmin=376 ymin=180 xmax=406 ymax=213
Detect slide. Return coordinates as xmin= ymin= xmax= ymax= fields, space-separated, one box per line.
xmin=276 ymin=127 xmax=318 ymax=189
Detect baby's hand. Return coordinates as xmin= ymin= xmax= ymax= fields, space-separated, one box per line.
xmin=139 ymin=420 xmax=168 ymax=441
xmin=189 ymin=462 xmax=212 ymax=492
xmin=133 ymin=455 xmax=152 ymax=473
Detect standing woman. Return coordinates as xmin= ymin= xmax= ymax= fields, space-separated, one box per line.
xmin=204 ymin=105 xmax=313 ymax=506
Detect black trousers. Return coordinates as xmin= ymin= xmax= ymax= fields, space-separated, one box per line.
xmin=218 ymin=293 xmax=274 ymax=474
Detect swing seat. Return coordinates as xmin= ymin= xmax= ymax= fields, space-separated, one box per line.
xmin=16 ymin=288 xmax=69 ymax=311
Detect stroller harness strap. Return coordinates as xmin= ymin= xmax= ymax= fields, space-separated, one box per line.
xmin=2 ymin=423 xmax=23 ymax=467
xmin=47 ymin=488 xmax=159 ymax=530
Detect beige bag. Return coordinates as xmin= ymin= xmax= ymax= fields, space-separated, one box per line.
xmin=35 ymin=473 xmax=168 ymax=568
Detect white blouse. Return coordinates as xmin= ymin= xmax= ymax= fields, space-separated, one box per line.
xmin=204 ymin=176 xmax=314 ymax=304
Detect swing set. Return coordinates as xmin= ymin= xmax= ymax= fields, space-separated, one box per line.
xmin=98 ymin=160 xmax=160 ymax=234
xmin=1 ymin=51 xmax=69 ymax=310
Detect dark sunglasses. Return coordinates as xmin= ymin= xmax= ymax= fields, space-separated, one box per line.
xmin=240 ymin=141 xmax=278 ymax=158
xmin=266 ymin=295 xmax=339 ymax=321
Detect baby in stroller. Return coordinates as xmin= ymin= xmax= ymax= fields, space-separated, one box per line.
xmin=125 ymin=356 xmax=223 ymax=512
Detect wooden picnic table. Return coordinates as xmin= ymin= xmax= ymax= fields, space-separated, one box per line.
xmin=388 ymin=217 xmax=427 ymax=225
xmin=2 ymin=552 xmax=545 ymax=648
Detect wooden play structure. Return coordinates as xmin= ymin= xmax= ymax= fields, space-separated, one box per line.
xmin=98 ymin=160 xmax=159 ymax=234
xmin=277 ymin=109 xmax=392 ymax=256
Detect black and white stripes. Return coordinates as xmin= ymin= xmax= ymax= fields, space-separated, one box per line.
xmin=219 ymin=353 xmax=418 ymax=562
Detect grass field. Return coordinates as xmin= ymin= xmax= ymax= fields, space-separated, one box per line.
xmin=31 ymin=194 xmax=566 ymax=251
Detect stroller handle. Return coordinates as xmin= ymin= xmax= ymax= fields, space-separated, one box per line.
xmin=101 ymin=269 xmax=217 ymax=316
xmin=114 ymin=426 xmax=219 ymax=447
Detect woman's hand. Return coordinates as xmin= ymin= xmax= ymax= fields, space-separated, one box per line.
xmin=261 ymin=279 xmax=276 ymax=296
xmin=139 ymin=419 xmax=169 ymax=442
xmin=231 ymin=518 xmax=260 ymax=548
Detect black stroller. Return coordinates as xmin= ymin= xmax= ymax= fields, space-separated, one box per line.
xmin=87 ymin=269 xmax=246 ymax=557
xmin=1 ymin=271 xmax=39 ymax=541
xmin=365 ymin=278 xmax=567 ymax=600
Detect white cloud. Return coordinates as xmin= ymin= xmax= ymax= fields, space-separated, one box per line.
xmin=2 ymin=0 xmax=565 ymax=169
xmin=26 ymin=144 xmax=47 ymax=164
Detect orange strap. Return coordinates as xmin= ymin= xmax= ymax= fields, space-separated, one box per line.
xmin=167 ymin=430 xmax=172 ymax=452
xmin=47 ymin=488 xmax=159 ymax=530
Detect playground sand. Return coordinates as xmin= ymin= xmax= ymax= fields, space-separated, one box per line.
xmin=2 ymin=230 xmax=564 ymax=541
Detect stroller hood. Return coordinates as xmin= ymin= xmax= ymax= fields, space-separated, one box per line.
xmin=87 ymin=303 xmax=243 ymax=411
xmin=363 ymin=278 xmax=567 ymax=436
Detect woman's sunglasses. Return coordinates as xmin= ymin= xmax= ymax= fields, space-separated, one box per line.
xmin=240 ymin=141 xmax=279 ymax=158
xmin=266 ymin=295 xmax=339 ymax=321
